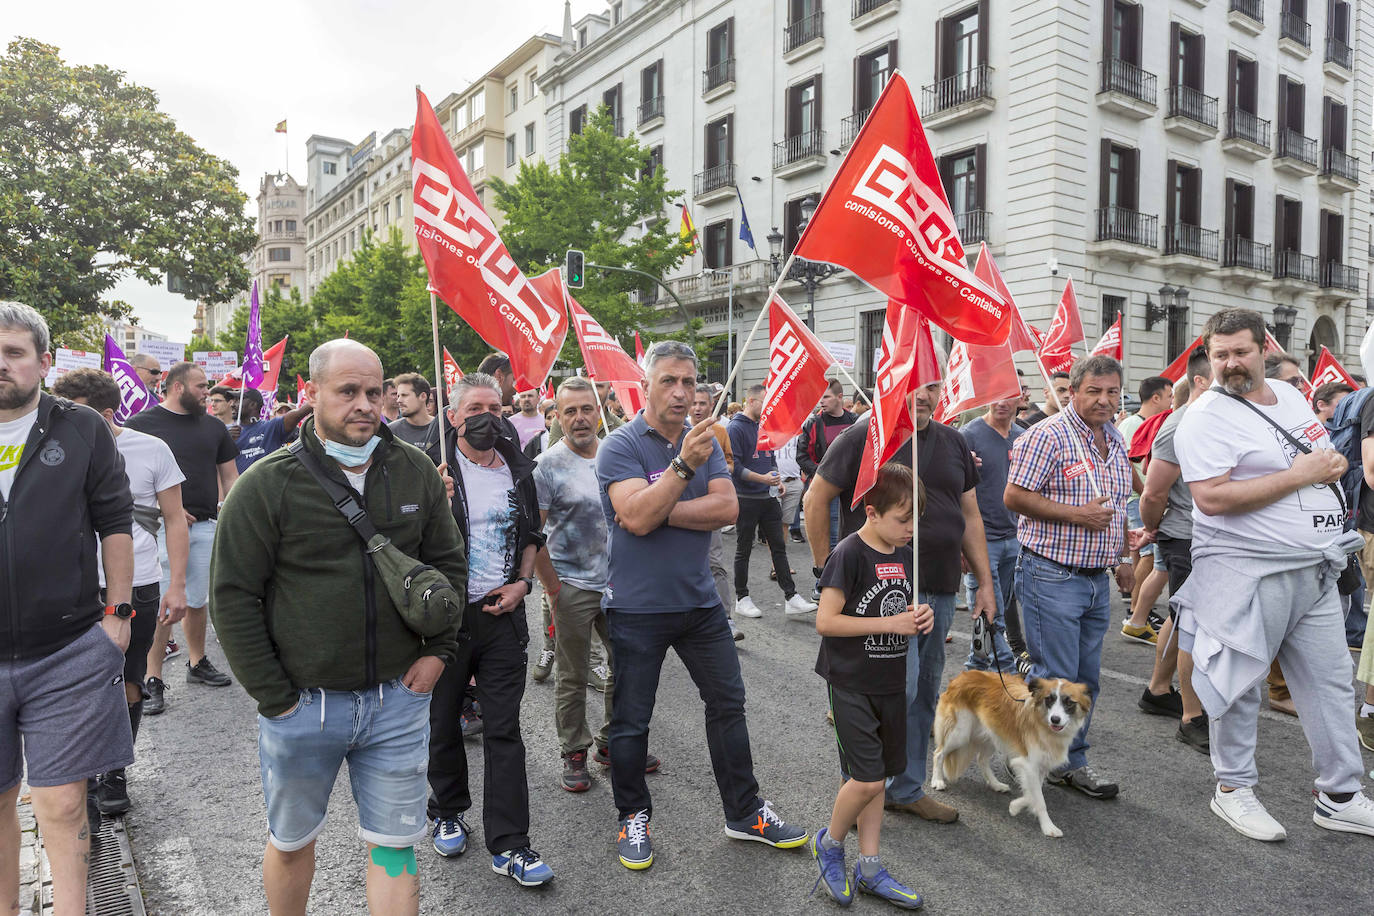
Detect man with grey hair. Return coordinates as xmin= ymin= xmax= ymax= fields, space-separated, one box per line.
xmin=130 ymin=352 xmax=164 ymax=407
xmin=0 ymin=302 xmax=136 ymax=916
xmin=1006 ymin=354 xmax=1135 ymax=801
xmin=598 ymin=340 xmax=808 ymax=871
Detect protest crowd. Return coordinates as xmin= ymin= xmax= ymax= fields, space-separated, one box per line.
xmin=4 ymin=73 xmax=1374 ymax=916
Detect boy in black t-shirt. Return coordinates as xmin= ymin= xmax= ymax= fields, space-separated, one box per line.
xmin=810 ymin=464 xmax=931 ymax=910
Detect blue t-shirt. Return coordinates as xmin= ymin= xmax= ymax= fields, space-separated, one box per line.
xmin=960 ymin=416 xmax=1022 ymax=541
xmin=597 ymin=413 xmax=730 ymax=612
xmin=235 ymin=417 xmax=287 ymax=472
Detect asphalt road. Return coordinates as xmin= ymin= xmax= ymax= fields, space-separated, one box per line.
xmin=126 ymin=532 xmax=1374 ymax=915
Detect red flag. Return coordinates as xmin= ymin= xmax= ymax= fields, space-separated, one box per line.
xmin=442 ymin=347 xmax=463 ymax=395
xmin=542 ymin=378 xmax=555 ymax=400
xmin=218 ymin=338 xmax=286 ymax=393
xmin=634 ymin=331 xmax=646 ymax=369
xmin=1160 ymin=333 xmax=1205 ymax=382
xmin=792 ymin=73 xmax=1012 ymax=346
xmin=411 ymin=88 xmax=568 ymax=389
xmin=1040 ymin=278 xmax=1085 ymax=355
xmin=756 ymin=296 xmax=836 ymax=450
xmin=611 ymin=382 xmax=646 ymax=416
xmin=1264 ymin=330 xmax=1285 ymax=354
xmin=1090 ymin=317 xmax=1122 ymax=360
xmin=1311 ymin=346 xmax=1361 ymax=390
xmin=933 ymin=337 xmax=1022 ymax=424
xmin=972 ymin=243 xmax=1042 ymax=353
xmin=534 ymin=268 xmax=645 ymax=389
xmin=852 ymin=303 xmax=939 ymax=508
xmin=295 ymin=374 xmax=306 ymax=400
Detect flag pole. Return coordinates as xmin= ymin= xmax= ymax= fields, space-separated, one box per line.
xmin=713 ymin=251 xmax=806 ymax=416
xmin=429 ymin=291 xmax=450 ymax=470
xmin=911 ymin=396 xmax=920 ymax=601
xmin=832 ymin=363 xmax=873 ymax=407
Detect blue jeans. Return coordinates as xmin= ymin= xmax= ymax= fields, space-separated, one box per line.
xmin=1014 ymin=550 xmax=1111 ymax=771
xmin=828 ymin=497 xmax=841 ymax=551
xmin=258 ymin=679 xmax=432 ymax=851
xmin=885 ymin=591 xmax=956 ymax=804
xmin=606 ymin=604 xmax=761 ymax=822
xmin=965 ymin=536 xmax=1019 ymax=671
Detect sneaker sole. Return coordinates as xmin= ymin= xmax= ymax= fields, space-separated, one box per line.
xmin=723 ymin=827 xmax=809 ymax=848
xmin=531 ymin=671 xmax=552 ymax=683
xmin=1210 ymin=798 xmax=1286 ymax=841
xmin=560 ymin=779 xmax=591 ymax=793
xmin=1312 ymin=807 xmax=1374 ymax=836
xmin=491 ymin=863 xmax=554 ymax=886
xmin=1137 ymin=699 xmax=1183 ymax=718
xmin=618 ymin=853 xmax=653 ymax=870
xmin=433 ymin=841 xmax=467 ymax=858
xmin=1121 ymin=631 xmax=1157 ymax=645
xmin=858 ymin=884 xmax=923 ymax=910
xmin=1047 ymin=777 xmax=1118 ymax=800
xmin=96 ymin=799 xmax=130 ymax=816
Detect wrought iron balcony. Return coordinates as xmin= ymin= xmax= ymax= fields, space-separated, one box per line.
xmin=839 ymin=108 xmax=871 ymax=149
xmin=1276 ymin=128 xmax=1318 ymax=166
xmin=1099 ymin=58 xmax=1157 ymax=106
xmin=1226 ymin=109 xmax=1271 ymax=148
xmin=611 ymin=116 xmax=624 ymax=137
xmin=1229 ymin=0 xmax=1263 ymax=24
xmin=1274 ymin=249 xmax=1319 ymax=284
xmin=852 ymin=0 xmax=896 ymax=19
xmin=955 ymin=209 xmax=990 ymax=245
xmin=1281 ymin=11 xmax=1310 ymax=47
xmin=773 ymin=129 xmax=825 ymax=169
xmin=1168 ymin=85 xmax=1218 ymax=129
xmin=702 ymin=58 xmax=735 ymax=94
xmin=1322 ymin=147 xmax=1359 ymax=182
xmin=1164 ymin=223 xmax=1219 ymax=261
xmin=1323 ymin=261 xmax=1361 ymax=293
xmin=784 ymin=11 xmax=823 ymax=52
xmin=1325 ymin=35 xmax=1353 ymax=69
xmin=922 ymin=64 xmax=993 ymax=114
xmin=693 ymin=163 xmax=735 ymax=197
xmin=638 ymin=95 xmax=664 ymax=125
xmin=1095 ymin=206 xmax=1158 ymax=248
xmin=1222 ymin=237 xmax=1272 ymax=273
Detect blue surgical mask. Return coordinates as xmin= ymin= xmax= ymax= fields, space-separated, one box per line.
xmin=320 ymin=434 xmax=381 ymax=466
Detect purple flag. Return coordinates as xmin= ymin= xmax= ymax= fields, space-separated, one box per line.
xmin=242 ymin=281 xmax=265 ymax=389
xmin=102 ymin=334 xmax=153 ymax=423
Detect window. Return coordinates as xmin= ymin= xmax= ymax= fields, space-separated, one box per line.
xmin=323 ymin=161 xmax=337 ymax=175
xmin=1275 ymin=195 xmax=1302 ymax=252
xmin=526 ymin=69 xmax=538 ymax=100
xmin=525 ymin=123 xmax=536 ymax=155
xmin=1169 ymin=24 xmax=1204 ymax=93
xmin=1099 ymin=140 xmax=1139 ymax=210
xmin=1165 ymin=160 xmax=1201 ymax=228
xmin=708 ymin=19 xmax=733 ymax=68
xmin=641 ymin=60 xmax=664 ymax=122
xmin=854 ymin=42 xmax=897 ymax=113
xmin=394 ymin=194 xmax=402 ymax=220
xmin=470 ymin=93 xmax=484 ymax=121
xmin=603 ymin=83 xmax=623 ymax=133
xmin=1224 ymin=180 xmax=1255 ymax=240
xmin=578 ymin=26 xmax=588 ymax=48
xmin=612 ymin=1 xmax=623 ymax=24
xmin=506 ymin=134 xmax=517 ymax=167
xmin=508 ymin=84 xmax=519 ymax=111
xmin=1320 ymin=208 xmax=1343 ymax=269
xmin=1323 ymin=97 xmax=1348 ymax=151
xmin=1227 ymin=52 xmax=1258 ymax=115
xmin=783 ymin=196 xmax=807 ymax=254
xmin=268 ymin=247 xmax=290 ymax=262
xmin=1106 ymin=0 xmax=1143 ymax=66
xmin=704 ymin=220 xmax=733 ymax=269
xmin=1101 ymin=295 xmax=1125 ymax=338
xmin=308 ymin=254 xmax=315 ymax=271
xmin=382 ymin=202 xmax=390 ymax=224
xmin=704 ymin=115 xmax=732 ymax=169
xmin=1277 ymin=75 xmax=1305 ymax=133
xmin=270 ymin=274 xmax=290 ymax=289
xmin=467 ymin=143 xmax=484 ymax=173
xmin=938 ymin=146 xmax=984 ymax=215
xmin=642 ymin=145 xmax=664 ymax=179
xmin=285 ymin=219 xmax=296 ymax=232
xmin=860 ymin=308 xmax=886 ymax=388
xmin=455 ymin=104 xmax=470 ymax=131
xmin=936 ymin=3 xmax=987 ymax=82
xmin=570 ymin=104 xmax=587 ymax=135
xmin=786 ymin=76 xmax=821 ymax=138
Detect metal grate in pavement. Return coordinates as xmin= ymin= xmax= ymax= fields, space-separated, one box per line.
xmin=39 ymin=815 xmax=146 ymax=916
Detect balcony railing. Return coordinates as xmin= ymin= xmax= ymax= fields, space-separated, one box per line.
xmin=921 ymin=64 xmax=993 ymax=114
xmin=839 ymin=108 xmax=871 ymax=148
xmin=1229 ymin=0 xmax=1263 ymax=24
xmin=1276 ymin=128 xmax=1318 ymax=166
xmin=694 ymin=163 xmax=735 ymax=196
xmin=1226 ymin=109 xmax=1271 ymax=148
xmin=1165 ymin=223 xmax=1219 ymax=260
xmin=1099 ymin=58 xmax=1157 ymax=106
xmin=1322 ymin=147 xmax=1359 ymax=182
xmin=773 ymin=129 xmax=826 ymax=168
xmin=611 ymin=116 xmax=624 ymax=137
xmin=1095 ymin=206 xmax=1158 ymax=248
xmin=784 ymin=11 xmax=823 ymax=52
xmin=852 ymin=0 xmax=896 ymax=19
xmin=1325 ymin=35 xmax=1353 ymax=69
xmin=955 ymin=209 xmax=990 ymax=245
xmin=702 ymin=57 xmax=735 ymax=93
xmin=1323 ymin=261 xmax=1361 ymax=292
xmin=638 ymin=95 xmax=664 ymax=124
xmin=1274 ymin=249 xmax=1319 ymax=283
xmin=1281 ymin=11 xmax=1311 ymax=47
xmin=1168 ymin=85 xmax=1218 ymax=129
xmin=1222 ymin=237 xmax=1272 ymax=273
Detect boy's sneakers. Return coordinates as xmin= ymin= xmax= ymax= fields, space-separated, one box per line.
xmin=492 ymin=847 xmax=554 ymax=886
xmin=1121 ymin=621 xmax=1158 ymax=645
xmin=808 ymin=828 xmax=852 ymax=905
xmin=855 ymin=865 xmax=923 ymax=910
xmin=724 ymin=800 xmax=808 ymax=848
xmin=785 ymin=594 xmax=818 ymax=615
xmin=616 ymin=809 xmax=653 ymax=870
xmin=1313 ymin=791 xmax=1374 ymax=836
xmin=531 ymin=649 xmax=555 ymax=682
xmin=735 ymin=596 xmax=762 ymax=618
xmin=142 ymin=677 xmax=167 ymax=716
xmin=432 ymin=815 xmax=470 ymax=857
xmin=592 ymin=745 xmax=660 ymax=772
xmin=186 ymin=657 xmax=231 ymax=687
xmin=1210 ymin=786 xmax=1285 ymax=841
xmin=164 ymin=639 xmax=182 ymax=661
xmin=561 ymin=751 xmax=591 ymax=792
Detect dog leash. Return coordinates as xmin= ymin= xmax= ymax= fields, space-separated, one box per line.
xmin=974 ymin=616 xmax=1025 ymax=704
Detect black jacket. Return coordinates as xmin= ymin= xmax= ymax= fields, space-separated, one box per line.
xmin=798 ymin=409 xmax=858 ymax=480
xmin=444 ymin=426 xmax=545 ymax=588
xmin=2 ymin=394 xmax=132 ymax=659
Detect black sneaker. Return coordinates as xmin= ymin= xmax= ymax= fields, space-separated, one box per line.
xmin=789 ymin=530 xmax=806 ymax=543
xmin=186 ymin=657 xmax=232 ymax=687
xmin=96 ymin=769 xmax=131 ymax=816
xmin=1138 ymin=686 xmax=1183 ymax=718
xmin=561 ymin=751 xmax=591 ymax=792
xmin=85 ymin=782 xmax=102 ymax=843
xmin=594 ymin=745 xmax=661 ymax=773
xmin=143 ymin=677 xmax=167 ymax=715
xmin=1177 ymin=714 xmax=1210 ymax=754
xmin=1014 ymin=652 xmax=1035 ymax=677
xmin=1048 ymin=765 xmax=1119 ymax=800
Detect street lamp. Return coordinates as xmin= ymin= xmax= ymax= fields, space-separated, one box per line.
xmin=1272 ymin=304 xmax=1298 ymax=350
xmin=767 ymin=194 xmax=841 ymax=330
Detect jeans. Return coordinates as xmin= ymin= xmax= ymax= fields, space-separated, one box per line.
xmin=964 ymin=536 xmax=1019 ymax=671
xmin=606 ymin=604 xmax=761 ymax=822
xmin=1014 ymin=550 xmax=1111 ymax=771
xmin=1344 ymin=583 xmax=1368 ymax=647
xmin=781 ymin=478 xmax=802 ymax=534
xmin=552 ymin=585 xmax=614 ymax=755
xmin=885 ymin=591 xmax=956 ymax=804
xmin=708 ymin=529 xmax=734 ymax=610
xmin=829 ymin=498 xmax=841 ymax=551
xmin=735 ymin=496 xmax=795 ymax=600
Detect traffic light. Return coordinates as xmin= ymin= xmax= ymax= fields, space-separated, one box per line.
xmin=565 ymin=249 xmax=585 ymax=288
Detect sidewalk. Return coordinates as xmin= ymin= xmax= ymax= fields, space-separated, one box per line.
xmin=15 ymin=790 xmax=41 ymax=915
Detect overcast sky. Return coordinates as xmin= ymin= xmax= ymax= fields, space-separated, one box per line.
xmin=6 ymin=0 xmax=601 ymax=342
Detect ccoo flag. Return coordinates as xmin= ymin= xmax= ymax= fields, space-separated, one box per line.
xmin=792 ymin=72 xmax=1012 ymax=346
xmin=934 ymin=336 xmax=1022 ymax=425
xmin=757 ymin=295 xmax=834 ymax=450
xmin=442 ymin=347 xmax=463 ymax=396
xmin=411 ymin=87 xmax=568 ymax=390
xmin=534 ymin=268 xmax=644 ymax=388
xmin=972 ymin=243 xmax=1043 ymax=353
xmin=1090 ymin=316 xmax=1122 ymax=360
xmin=1311 ymin=346 xmax=1360 ymax=390
xmin=102 ymin=334 xmax=153 ymax=423
xmin=1038 ymin=278 xmax=1085 ymax=375
xmin=1160 ymin=334 xmax=1205 ymax=383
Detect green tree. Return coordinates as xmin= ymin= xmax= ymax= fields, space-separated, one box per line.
xmin=490 ymin=107 xmax=693 ymax=368
xmin=0 ymin=38 xmax=256 ymax=344
xmin=217 ymin=285 xmax=321 ymax=401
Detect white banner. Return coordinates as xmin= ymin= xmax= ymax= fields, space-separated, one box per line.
xmin=193 ymin=351 xmax=238 ymax=380
xmin=822 ymin=340 xmax=856 ymax=370
xmin=44 ymin=347 xmax=102 ymax=387
xmin=137 ymin=339 xmax=187 ymax=367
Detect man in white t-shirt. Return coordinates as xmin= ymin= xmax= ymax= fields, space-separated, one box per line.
xmin=53 ymin=368 xmax=190 ymax=816
xmin=1172 ymin=307 xmax=1373 ymax=843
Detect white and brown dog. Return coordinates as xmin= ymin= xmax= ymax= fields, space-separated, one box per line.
xmin=929 ymin=670 xmax=1092 ymax=837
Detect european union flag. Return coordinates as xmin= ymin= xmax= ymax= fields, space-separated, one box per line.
xmin=736 ymin=186 xmax=756 ymax=251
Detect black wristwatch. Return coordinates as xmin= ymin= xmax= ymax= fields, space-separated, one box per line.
xmin=104 ymin=602 xmax=135 ymax=620
xmin=518 ymin=576 xmax=535 ymax=595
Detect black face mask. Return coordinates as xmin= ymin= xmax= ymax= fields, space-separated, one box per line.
xmin=461 ymin=411 xmax=500 ymax=450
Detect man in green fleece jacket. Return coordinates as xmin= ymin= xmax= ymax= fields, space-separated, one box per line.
xmin=210 ymin=339 xmax=465 ymax=916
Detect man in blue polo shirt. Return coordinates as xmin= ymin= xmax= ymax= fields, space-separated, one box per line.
xmin=233 ymin=389 xmax=312 ymax=472
xmin=597 ymin=341 xmax=809 ymax=872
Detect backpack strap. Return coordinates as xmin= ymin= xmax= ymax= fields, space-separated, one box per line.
xmin=286 ymin=439 xmax=380 ymax=544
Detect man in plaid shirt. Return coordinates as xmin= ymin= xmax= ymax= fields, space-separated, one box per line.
xmin=1005 ymin=354 xmax=1134 ymax=800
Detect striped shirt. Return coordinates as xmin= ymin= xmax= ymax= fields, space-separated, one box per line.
xmin=1008 ymin=405 xmax=1132 ymax=569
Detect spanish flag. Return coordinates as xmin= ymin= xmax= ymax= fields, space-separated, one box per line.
xmin=275 ymin=119 xmax=287 ymax=133
xmin=679 ymin=203 xmax=698 ymax=254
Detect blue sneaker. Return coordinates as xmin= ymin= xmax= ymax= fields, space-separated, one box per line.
xmin=492 ymin=847 xmax=554 ymax=886
xmin=432 ymin=815 xmax=469 ymax=857
xmin=855 ymin=865 xmax=923 ymax=910
xmin=617 ymin=809 xmax=653 ymax=870
xmin=724 ymin=800 xmax=809 ymax=848
xmin=809 ymin=829 xmax=852 ymax=905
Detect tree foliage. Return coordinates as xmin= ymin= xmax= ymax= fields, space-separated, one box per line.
xmin=0 ymin=38 xmax=256 ymax=344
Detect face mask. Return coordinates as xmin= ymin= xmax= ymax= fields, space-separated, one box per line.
xmin=321 ymin=434 xmax=381 ymax=466
xmin=461 ymin=411 xmax=500 ymax=451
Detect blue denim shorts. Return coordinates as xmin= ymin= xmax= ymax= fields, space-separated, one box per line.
xmin=159 ymin=518 xmax=216 ymax=608
xmin=258 ymin=679 xmax=432 ymax=851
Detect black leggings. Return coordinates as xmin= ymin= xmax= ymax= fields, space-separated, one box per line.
xmin=735 ymin=497 xmax=795 ymax=599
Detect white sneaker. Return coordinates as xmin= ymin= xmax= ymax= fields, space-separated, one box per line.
xmin=1210 ymin=786 xmax=1286 ymax=842
xmin=1314 ymin=791 xmax=1374 ymax=836
xmin=784 ymin=594 xmax=817 ymax=615
xmin=735 ymin=597 xmax=762 ymax=618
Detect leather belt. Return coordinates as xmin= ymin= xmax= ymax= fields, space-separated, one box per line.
xmin=1022 ymin=547 xmax=1109 ymax=578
